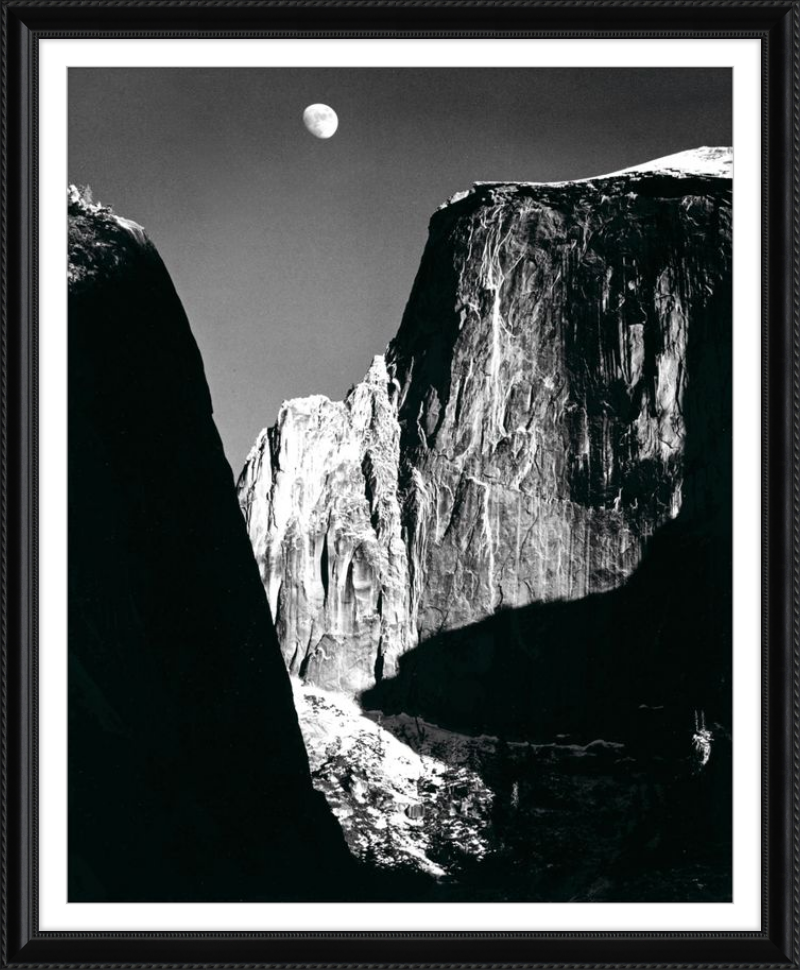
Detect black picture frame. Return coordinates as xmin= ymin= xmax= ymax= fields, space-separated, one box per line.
xmin=1 ymin=3 xmax=796 ymax=966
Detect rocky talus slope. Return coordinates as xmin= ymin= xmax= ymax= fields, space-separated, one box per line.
xmin=292 ymin=680 xmax=493 ymax=878
xmin=68 ymin=187 xmax=357 ymax=901
xmin=239 ymin=148 xmax=732 ymax=746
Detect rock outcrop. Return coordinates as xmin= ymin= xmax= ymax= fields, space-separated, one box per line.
xmin=292 ymin=680 xmax=493 ymax=879
xmin=238 ymin=148 xmax=732 ymax=740
xmin=238 ymin=356 xmax=411 ymax=693
xmin=68 ymin=187 xmax=356 ymax=901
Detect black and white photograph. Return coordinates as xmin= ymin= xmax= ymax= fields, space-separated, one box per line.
xmin=66 ymin=66 xmax=733 ymax=905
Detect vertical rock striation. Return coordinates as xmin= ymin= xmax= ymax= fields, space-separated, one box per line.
xmin=238 ymin=357 xmax=411 ymax=693
xmin=68 ymin=187 xmax=355 ymax=901
xmin=239 ymin=148 xmax=732 ymax=732
xmin=387 ymin=156 xmax=729 ymax=645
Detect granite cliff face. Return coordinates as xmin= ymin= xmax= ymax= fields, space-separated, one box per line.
xmin=238 ymin=148 xmax=732 ymax=738
xmin=68 ymin=187 xmax=356 ymax=901
xmin=238 ymin=356 xmax=411 ymax=693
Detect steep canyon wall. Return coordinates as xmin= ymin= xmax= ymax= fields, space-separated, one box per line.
xmin=68 ymin=188 xmax=356 ymax=901
xmin=239 ymin=149 xmax=732 ymax=740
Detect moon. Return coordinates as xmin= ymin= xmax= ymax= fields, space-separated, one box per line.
xmin=303 ymin=103 xmax=338 ymax=139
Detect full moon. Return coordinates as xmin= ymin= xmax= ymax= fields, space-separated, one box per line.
xmin=303 ymin=103 xmax=338 ymax=139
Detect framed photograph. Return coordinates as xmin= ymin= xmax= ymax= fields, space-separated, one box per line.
xmin=1 ymin=2 xmax=796 ymax=966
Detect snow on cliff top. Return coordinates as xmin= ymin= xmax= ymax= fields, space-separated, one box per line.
xmin=597 ymin=146 xmax=732 ymax=180
xmin=442 ymin=147 xmax=732 ymax=209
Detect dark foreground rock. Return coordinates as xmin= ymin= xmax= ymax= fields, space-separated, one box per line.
xmin=368 ymin=713 xmax=732 ymax=903
xmin=67 ymin=188 xmax=360 ymax=902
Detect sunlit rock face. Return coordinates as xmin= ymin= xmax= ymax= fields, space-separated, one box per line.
xmin=239 ymin=148 xmax=732 ymax=704
xmin=388 ymin=156 xmax=730 ymax=643
xmin=238 ymin=357 xmax=411 ymax=693
xmin=292 ymin=679 xmax=494 ymax=879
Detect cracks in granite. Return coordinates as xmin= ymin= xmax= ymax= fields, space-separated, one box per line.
xmin=238 ymin=160 xmax=732 ymax=699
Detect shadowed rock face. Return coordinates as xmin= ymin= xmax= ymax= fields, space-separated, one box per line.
xmin=239 ymin=150 xmax=732 ymax=740
xmin=68 ymin=189 xmax=356 ymax=902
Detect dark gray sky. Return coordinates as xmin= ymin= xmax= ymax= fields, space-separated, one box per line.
xmin=69 ymin=68 xmax=731 ymax=470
